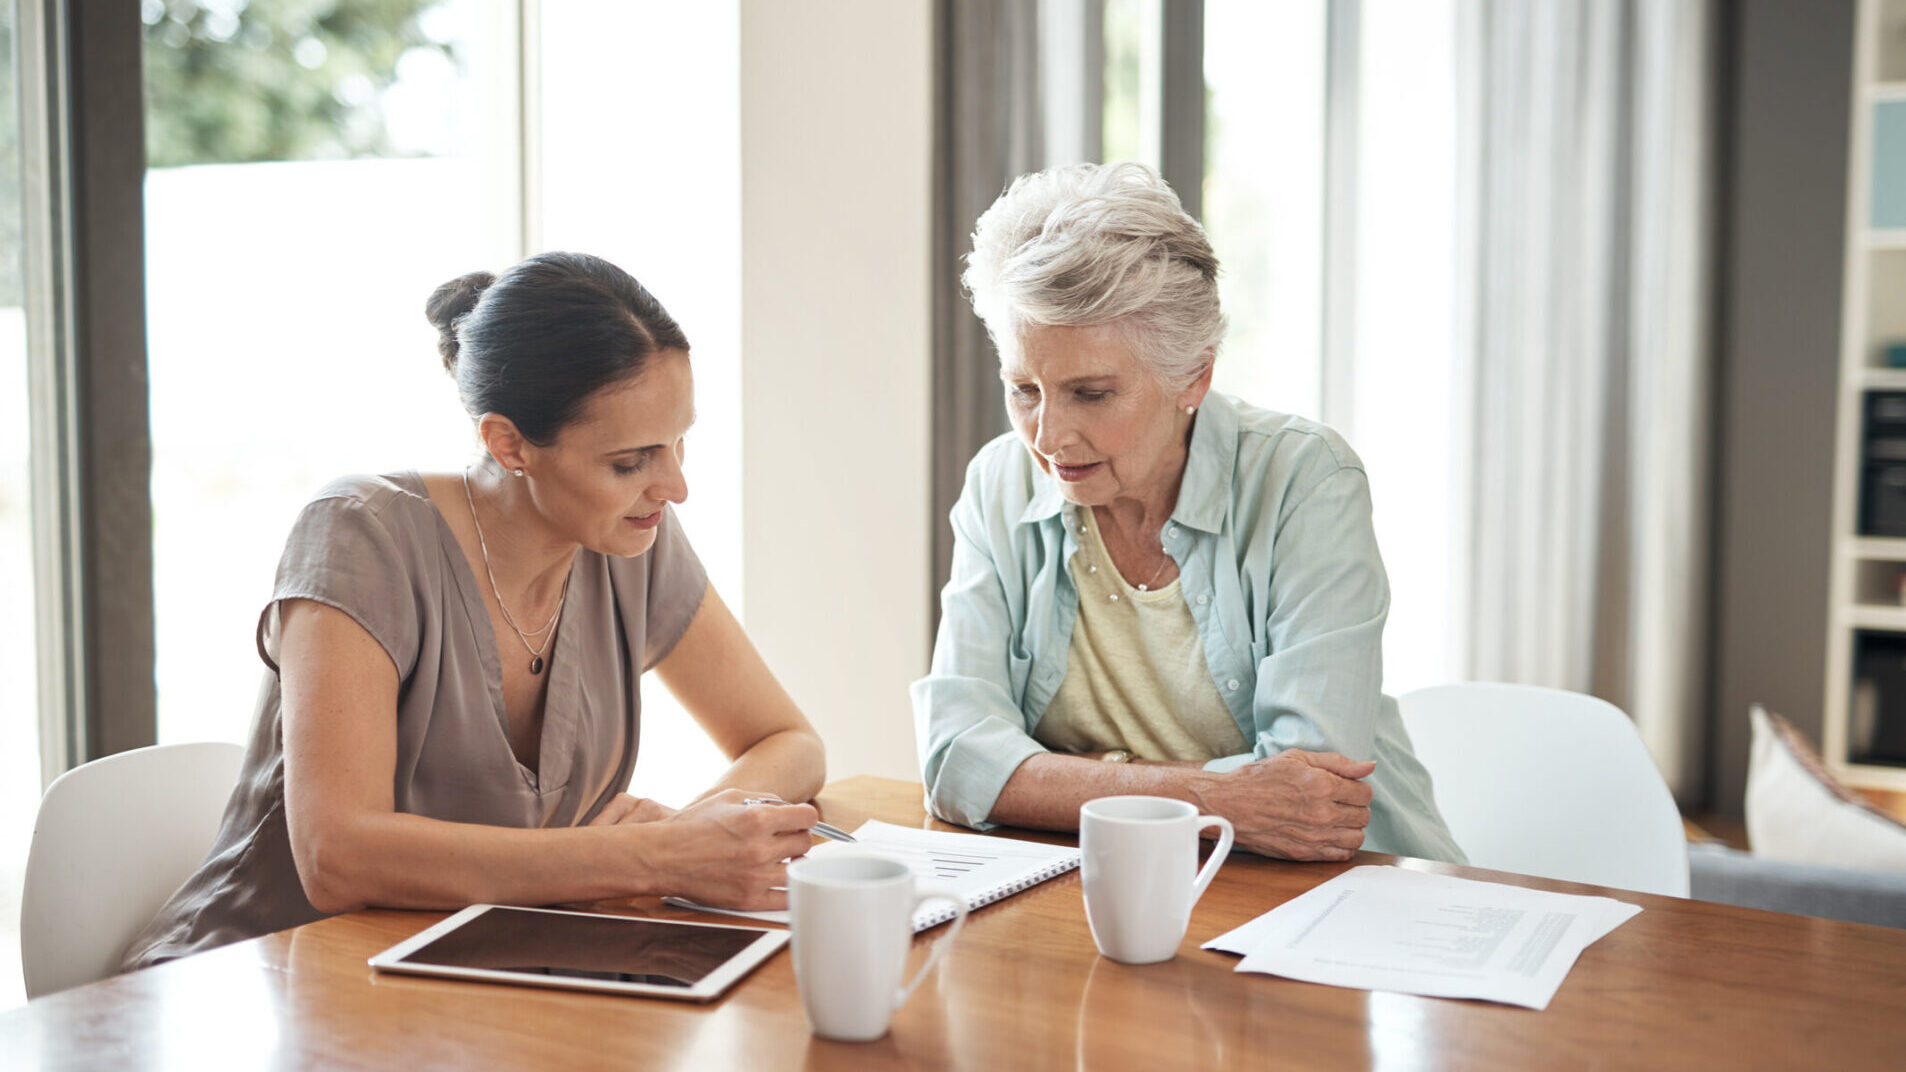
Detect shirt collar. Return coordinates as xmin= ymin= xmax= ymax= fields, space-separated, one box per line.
xmin=1171 ymin=390 xmax=1236 ymax=534
xmin=1019 ymin=462 xmax=1069 ymax=524
xmin=1014 ymin=391 xmax=1238 ymax=533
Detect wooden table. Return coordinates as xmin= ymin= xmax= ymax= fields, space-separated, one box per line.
xmin=7 ymin=776 xmax=1906 ymax=1070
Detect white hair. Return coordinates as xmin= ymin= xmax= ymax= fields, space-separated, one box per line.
xmin=962 ymin=161 xmax=1225 ymax=388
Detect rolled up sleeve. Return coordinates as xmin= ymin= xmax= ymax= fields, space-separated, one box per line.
xmin=911 ymin=475 xmax=1049 ymax=828
xmin=1202 ymin=466 xmax=1388 ymax=769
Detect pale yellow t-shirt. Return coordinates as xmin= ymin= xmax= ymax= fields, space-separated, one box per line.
xmin=1035 ymin=508 xmax=1249 ymax=760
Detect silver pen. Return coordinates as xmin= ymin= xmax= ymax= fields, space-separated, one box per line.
xmin=742 ymin=796 xmax=857 ymax=842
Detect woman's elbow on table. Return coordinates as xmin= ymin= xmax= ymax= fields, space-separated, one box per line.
xmin=288 ymin=818 xmax=375 ymax=916
xmin=917 ymin=746 xmax=1012 ymax=831
xmin=778 ymin=726 xmax=829 ymax=803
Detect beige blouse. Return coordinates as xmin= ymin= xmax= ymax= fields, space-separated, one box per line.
xmin=121 ymin=471 xmax=707 ymax=970
xmin=1035 ymin=508 xmax=1247 ymax=761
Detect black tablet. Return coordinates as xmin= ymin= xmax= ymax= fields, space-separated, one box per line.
xmin=368 ymin=904 xmax=789 ymax=1002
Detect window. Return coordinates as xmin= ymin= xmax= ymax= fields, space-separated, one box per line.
xmin=1200 ymin=0 xmax=1327 ymax=421
xmin=142 ymin=0 xmax=744 ymax=805
xmin=1103 ymin=0 xmax=1460 ymax=693
xmin=0 ymin=0 xmax=37 ymax=1011
xmin=1346 ymin=0 xmax=1457 ymax=694
xmin=537 ymin=0 xmax=741 ymax=806
xmin=142 ymin=0 xmax=522 ymax=746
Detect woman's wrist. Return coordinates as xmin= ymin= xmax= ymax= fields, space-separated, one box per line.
xmin=1180 ymin=767 xmax=1227 ymax=818
xmin=606 ymin=814 xmax=684 ymax=898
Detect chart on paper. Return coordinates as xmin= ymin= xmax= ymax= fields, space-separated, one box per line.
xmin=829 ymin=821 xmax=1083 ymax=929
xmin=842 ymin=821 xmax=1078 ymax=885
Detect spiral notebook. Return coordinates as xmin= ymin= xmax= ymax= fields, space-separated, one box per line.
xmin=664 ymin=820 xmax=1081 ymax=932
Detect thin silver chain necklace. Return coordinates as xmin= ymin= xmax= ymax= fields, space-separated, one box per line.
xmin=462 ymin=468 xmax=569 ymax=675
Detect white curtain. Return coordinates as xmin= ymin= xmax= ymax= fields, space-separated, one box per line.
xmin=1453 ymin=0 xmax=1714 ymax=798
xmin=931 ymin=0 xmax=1103 ymax=629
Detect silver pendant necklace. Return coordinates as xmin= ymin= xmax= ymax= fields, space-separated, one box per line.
xmin=462 ymin=469 xmax=569 ymax=674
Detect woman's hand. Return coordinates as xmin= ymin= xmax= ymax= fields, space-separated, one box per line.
xmin=632 ymin=789 xmax=819 ymax=910
xmin=1192 ymin=750 xmax=1375 ymax=861
xmin=587 ymin=794 xmax=678 ymax=826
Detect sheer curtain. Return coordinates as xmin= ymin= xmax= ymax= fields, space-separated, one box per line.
xmin=931 ymin=0 xmax=1101 ymax=625
xmin=931 ymin=1 xmax=1044 ymax=618
xmin=1453 ymin=0 xmax=1715 ymax=798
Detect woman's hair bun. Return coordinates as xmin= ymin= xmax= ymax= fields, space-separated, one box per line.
xmin=425 ymin=270 xmax=497 ymax=370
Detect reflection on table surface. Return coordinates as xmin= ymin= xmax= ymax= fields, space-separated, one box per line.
xmin=4 ymin=776 xmax=1906 ymax=1071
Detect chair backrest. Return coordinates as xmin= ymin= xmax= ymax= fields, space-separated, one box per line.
xmin=1398 ymin=682 xmax=1689 ymax=897
xmin=21 ymin=741 xmax=245 ymax=998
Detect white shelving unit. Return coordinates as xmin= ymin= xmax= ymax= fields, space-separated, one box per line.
xmin=1825 ymin=0 xmax=1906 ymax=793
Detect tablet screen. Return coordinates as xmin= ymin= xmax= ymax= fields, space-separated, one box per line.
xmin=389 ymin=906 xmax=771 ymax=989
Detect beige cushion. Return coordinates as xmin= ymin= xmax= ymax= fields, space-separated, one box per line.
xmin=1746 ymin=705 xmax=1906 ymax=874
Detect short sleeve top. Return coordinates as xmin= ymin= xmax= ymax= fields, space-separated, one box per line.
xmin=121 ymin=471 xmax=708 ymax=969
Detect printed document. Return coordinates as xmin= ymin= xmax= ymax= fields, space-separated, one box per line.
xmin=1203 ymin=865 xmax=1640 ymax=1010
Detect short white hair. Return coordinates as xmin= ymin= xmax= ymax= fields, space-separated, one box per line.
xmin=962 ymin=161 xmax=1225 ymax=388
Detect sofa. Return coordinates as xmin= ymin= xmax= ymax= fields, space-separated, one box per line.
xmin=1688 ymin=840 xmax=1906 ymax=929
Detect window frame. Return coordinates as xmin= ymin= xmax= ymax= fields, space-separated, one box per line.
xmin=18 ymin=0 xmax=536 ymax=786
xmin=20 ymin=0 xmax=155 ymax=785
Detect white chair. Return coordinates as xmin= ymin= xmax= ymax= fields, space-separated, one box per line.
xmin=21 ymin=741 xmax=245 ymax=998
xmin=1398 ymin=682 xmax=1689 ymax=897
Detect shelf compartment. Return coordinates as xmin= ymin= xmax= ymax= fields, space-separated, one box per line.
xmin=1881 ymin=0 xmax=1906 ymax=83
xmin=1856 ymin=559 xmax=1906 ymax=604
xmin=1864 ymin=250 xmax=1906 ymax=365
xmin=1850 ymin=630 xmax=1906 ymax=767
xmin=1874 ymin=100 xmax=1906 ymax=229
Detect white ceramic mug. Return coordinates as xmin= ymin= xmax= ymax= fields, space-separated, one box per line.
xmin=788 ymin=853 xmax=968 ymax=1041
xmin=1079 ymin=795 xmax=1235 ymax=964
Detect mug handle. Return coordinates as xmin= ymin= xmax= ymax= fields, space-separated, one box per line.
xmin=1189 ymin=815 xmax=1235 ymax=906
xmin=893 ymin=886 xmax=968 ymax=1008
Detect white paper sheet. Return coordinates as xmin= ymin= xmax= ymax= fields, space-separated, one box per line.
xmin=1203 ymin=865 xmax=1641 ymax=1010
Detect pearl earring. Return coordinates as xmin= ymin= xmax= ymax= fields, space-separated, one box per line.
xmin=512 ymin=468 xmax=525 ymax=478
xmin=1186 ymin=406 xmax=1197 ymax=416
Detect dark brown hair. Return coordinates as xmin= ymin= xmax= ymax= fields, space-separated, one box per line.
xmin=425 ymin=252 xmax=690 ymax=445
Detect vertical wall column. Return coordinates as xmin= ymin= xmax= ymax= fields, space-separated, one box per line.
xmin=740 ymin=1 xmax=935 ymax=782
xmin=1708 ymin=0 xmax=1853 ymax=813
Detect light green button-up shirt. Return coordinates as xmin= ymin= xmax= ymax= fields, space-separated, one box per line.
xmin=910 ymin=391 xmax=1464 ymax=862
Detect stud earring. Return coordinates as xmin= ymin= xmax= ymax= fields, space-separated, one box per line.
xmin=1186 ymin=406 xmax=1197 ymax=416
xmin=512 ymin=468 xmax=525 ymax=478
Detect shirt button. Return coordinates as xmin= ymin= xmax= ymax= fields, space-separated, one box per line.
xmin=1226 ymin=679 xmax=1240 ymax=691
xmin=1167 ymin=525 xmax=1179 ymax=539
xmin=1197 ymin=594 xmax=1209 ymax=606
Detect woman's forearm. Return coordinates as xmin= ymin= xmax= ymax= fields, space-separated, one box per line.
xmin=297 ymin=786 xmax=823 ymax=915
xmin=699 ymin=726 xmax=827 ymax=804
xmin=987 ymin=753 xmax=1218 ymax=831
xmin=990 ymin=750 xmax=1372 ymax=861
xmin=294 ymin=811 xmax=675 ymax=915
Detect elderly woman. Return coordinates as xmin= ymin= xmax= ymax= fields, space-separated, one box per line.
xmin=912 ymin=163 xmax=1461 ymax=862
